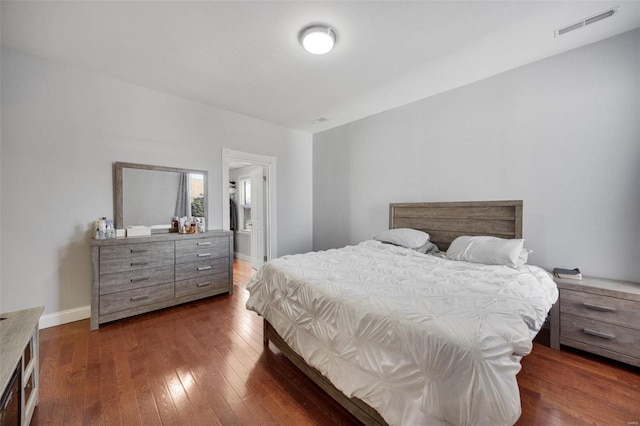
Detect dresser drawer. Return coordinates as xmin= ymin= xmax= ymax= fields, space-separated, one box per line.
xmin=175 ymin=274 xmax=229 ymax=298
xmin=176 ymin=247 xmax=228 ymax=264
xmin=560 ymin=289 xmax=640 ymax=330
xmin=99 ymin=265 xmax=175 ymax=295
xmin=175 ymin=257 xmax=228 ymax=281
xmin=100 ymin=241 xmax=174 ymax=261
xmin=99 ymin=282 xmax=174 ymax=315
xmin=100 ymin=255 xmax=174 ymax=275
xmin=560 ymin=313 xmax=640 ymax=359
xmin=175 ymin=237 xmax=227 ymax=254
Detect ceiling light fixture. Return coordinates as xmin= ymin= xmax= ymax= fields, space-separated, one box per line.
xmin=300 ymin=25 xmax=337 ymax=55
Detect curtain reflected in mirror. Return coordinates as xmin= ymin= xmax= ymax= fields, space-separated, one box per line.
xmin=176 ymin=173 xmax=190 ymax=217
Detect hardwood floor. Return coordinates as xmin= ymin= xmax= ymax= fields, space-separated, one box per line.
xmin=34 ymin=259 xmax=639 ymax=425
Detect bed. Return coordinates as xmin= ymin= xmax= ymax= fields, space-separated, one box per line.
xmin=245 ymin=200 xmax=558 ymax=425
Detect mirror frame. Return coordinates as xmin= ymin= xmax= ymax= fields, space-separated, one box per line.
xmin=114 ymin=161 xmax=208 ymax=231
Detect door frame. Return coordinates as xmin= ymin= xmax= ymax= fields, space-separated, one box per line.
xmin=222 ymin=148 xmax=277 ymax=262
xmin=248 ymin=167 xmax=265 ymax=269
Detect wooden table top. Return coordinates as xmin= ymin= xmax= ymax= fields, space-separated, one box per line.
xmin=0 ymin=306 xmax=44 ymax=392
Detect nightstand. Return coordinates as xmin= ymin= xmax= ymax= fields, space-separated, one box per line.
xmin=550 ymin=276 xmax=640 ymax=367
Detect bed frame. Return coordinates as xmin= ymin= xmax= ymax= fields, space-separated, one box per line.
xmin=263 ymin=200 xmax=524 ymax=425
xmin=389 ymin=200 xmax=522 ymax=251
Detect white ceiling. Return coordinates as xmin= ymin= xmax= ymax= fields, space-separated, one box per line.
xmin=2 ymin=1 xmax=639 ymax=134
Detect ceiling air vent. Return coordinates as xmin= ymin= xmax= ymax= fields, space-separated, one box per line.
xmin=555 ymin=6 xmax=619 ymax=37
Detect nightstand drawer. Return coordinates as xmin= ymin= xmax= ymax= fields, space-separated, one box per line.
xmin=560 ymin=313 xmax=640 ymax=359
xmin=560 ymin=289 xmax=640 ymax=330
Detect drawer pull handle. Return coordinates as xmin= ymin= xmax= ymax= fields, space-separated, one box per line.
xmin=582 ymin=328 xmax=615 ymax=340
xmin=197 ymin=253 xmax=212 ymax=257
xmin=582 ymin=302 xmax=615 ymax=312
xmin=197 ymin=282 xmax=210 ymax=288
xmin=130 ymin=249 xmax=149 ymax=253
xmin=197 ymin=242 xmax=211 ymax=246
xmin=131 ymin=261 xmax=149 ymax=267
xmin=130 ymin=277 xmax=150 ymax=283
xmin=130 ymin=295 xmax=149 ymax=302
xmin=197 ymin=266 xmax=212 ymax=271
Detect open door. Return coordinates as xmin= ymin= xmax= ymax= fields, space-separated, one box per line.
xmin=250 ymin=167 xmax=265 ymax=269
xmin=222 ymin=148 xmax=277 ymax=265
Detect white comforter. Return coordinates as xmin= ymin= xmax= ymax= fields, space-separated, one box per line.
xmin=246 ymin=240 xmax=558 ymax=426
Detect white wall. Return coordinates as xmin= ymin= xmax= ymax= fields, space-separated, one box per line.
xmin=0 ymin=47 xmax=313 ymax=317
xmin=313 ymin=29 xmax=640 ymax=282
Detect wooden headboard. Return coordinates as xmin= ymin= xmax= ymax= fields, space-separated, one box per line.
xmin=389 ymin=200 xmax=523 ymax=251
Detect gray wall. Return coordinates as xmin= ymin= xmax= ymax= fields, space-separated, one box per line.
xmin=0 ymin=47 xmax=313 ymax=316
xmin=313 ymin=29 xmax=640 ymax=282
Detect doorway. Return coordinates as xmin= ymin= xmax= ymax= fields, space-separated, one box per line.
xmin=222 ymin=148 xmax=277 ymax=269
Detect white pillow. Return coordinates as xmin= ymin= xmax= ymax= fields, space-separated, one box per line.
xmin=374 ymin=228 xmax=430 ymax=249
xmin=446 ymin=236 xmax=524 ymax=268
xmin=517 ymin=248 xmax=533 ymax=268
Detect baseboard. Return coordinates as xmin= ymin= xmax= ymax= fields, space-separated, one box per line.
xmin=234 ymin=252 xmax=252 ymax=262
xmin=39 ymin=305 xmax=91 ymax=329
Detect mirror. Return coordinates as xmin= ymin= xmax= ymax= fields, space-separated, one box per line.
xmin=114 ymin=162 xmax=208 ymax=231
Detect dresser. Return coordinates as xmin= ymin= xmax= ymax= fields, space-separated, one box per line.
xmin=90 ymin=230 xmax=233 ymax=330
xmin=550 ymin=276 xmax=640 ymax=367
xmin=0 ymin=307 xmax=43 ymax=425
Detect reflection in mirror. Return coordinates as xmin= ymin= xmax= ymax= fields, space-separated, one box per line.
xmin=115 ymin=162 xmax=208 ymax=231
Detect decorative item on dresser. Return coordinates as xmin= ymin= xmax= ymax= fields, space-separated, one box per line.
xmin=0 ymin=307 xmax=44 ymax=426
xmin=550 ymin=275 xmax=640 ymax=367
xmin=90 ymin=231 xmax=233 ymax=330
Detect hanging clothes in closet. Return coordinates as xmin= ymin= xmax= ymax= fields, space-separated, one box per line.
xmin=230 ymin=198 xmax=238 ymax=231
